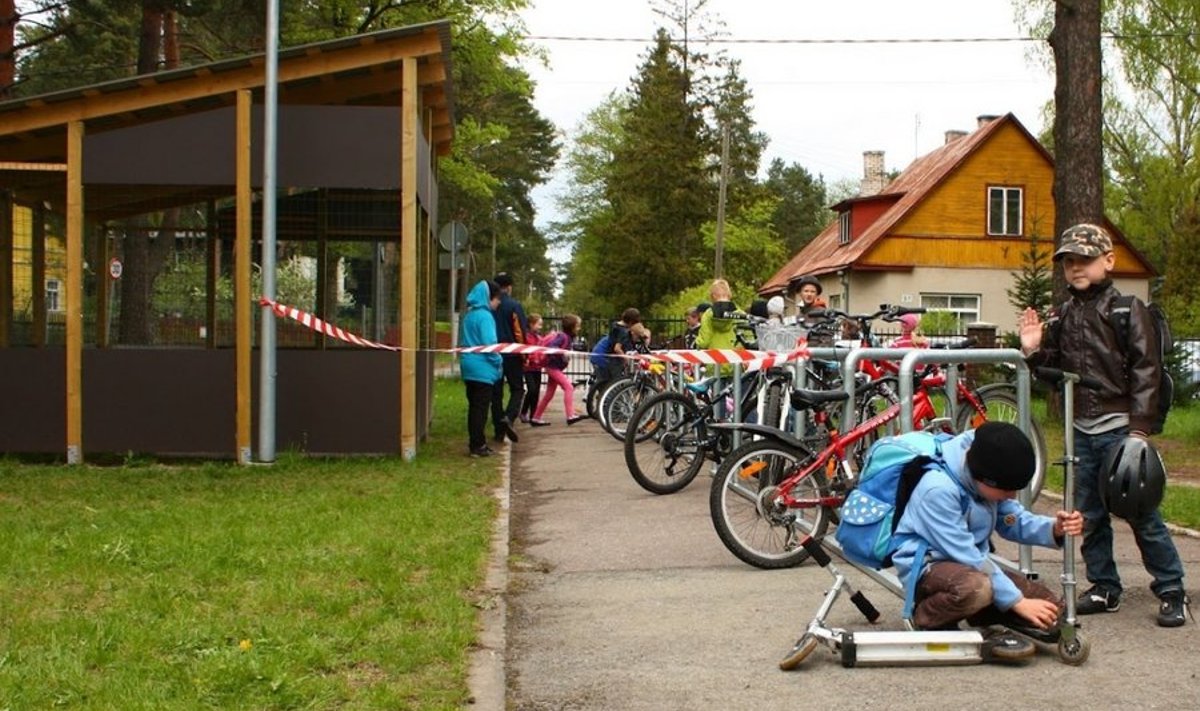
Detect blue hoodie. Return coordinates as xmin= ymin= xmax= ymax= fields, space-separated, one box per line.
xmin=891 ymin=429 xmax=1058 ymax=611
xmin=459 ymin=280 xmax=502 ymax=385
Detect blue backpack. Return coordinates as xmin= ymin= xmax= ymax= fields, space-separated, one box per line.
xmin=589 ymin=335 xmax=613 ymax=368
xmin=835 ymin=431 xmax=966 ymax=617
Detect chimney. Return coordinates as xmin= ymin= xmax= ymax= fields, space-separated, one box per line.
xmin=944 ymin=129 xmax=968 ymax=144
xmin=860 ymin=150 xmax=887 ymax=196
xmin=977 ymin=114 xmax=1000 ymax=129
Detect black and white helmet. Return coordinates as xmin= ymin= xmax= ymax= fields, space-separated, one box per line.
xmin=1100 ymin=437 xmax=1167 ymax=520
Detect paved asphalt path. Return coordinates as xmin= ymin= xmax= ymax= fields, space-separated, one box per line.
xmin=476 ymin=407 xmax=1200 ymax=711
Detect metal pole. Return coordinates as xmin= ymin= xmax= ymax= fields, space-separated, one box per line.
xmin=257 ymin=0 xmax=280 ymax=463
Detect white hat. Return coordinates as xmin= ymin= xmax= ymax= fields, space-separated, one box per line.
xmin=767 ymin=296 xmax=785 ymax=316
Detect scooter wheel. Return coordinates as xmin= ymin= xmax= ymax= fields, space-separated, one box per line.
xmin=1057 ymin=635 xmax=1090 ymax=666
xmin=779 ymin=633 xmax=819 ymax=671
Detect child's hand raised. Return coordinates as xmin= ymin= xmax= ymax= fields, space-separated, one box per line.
xmin=1018 ymin=308 xmax=1044 ymax=355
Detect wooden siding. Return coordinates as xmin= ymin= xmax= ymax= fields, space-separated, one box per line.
xmin=890 ymin=123 xmax=1055 ymax=240
xmin=864 ymin=235 xmax=1149 ymax=275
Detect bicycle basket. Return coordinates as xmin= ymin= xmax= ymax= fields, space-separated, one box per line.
xmin=754 ymin=323 xmax=806 ymax=353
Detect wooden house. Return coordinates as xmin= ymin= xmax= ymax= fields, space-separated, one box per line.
xmin=759 ymin=113 xmax=1157 ymax=331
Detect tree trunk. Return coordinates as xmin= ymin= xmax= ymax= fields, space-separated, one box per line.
xmin=1049 ymin=0 xmax=1105 ymax=302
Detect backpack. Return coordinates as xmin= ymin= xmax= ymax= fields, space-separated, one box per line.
xmin=834 ymin=431 xmax=967 ymax=618
xmin=525 ymin=333 xmax=547 ymax=370
xmin=541 ymin=331 xmax=570 ymax=370
xmin=589 ymin=335 xmax=613 ymax=368
xmin=1056 ymin=295 xmax=1174 ymax=434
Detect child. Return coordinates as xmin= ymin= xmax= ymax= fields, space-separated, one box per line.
xmin=1018 ymin=222 xmax=1189 ymax=627
xmin=458 ymin=280 xmax=503 ymax=457
xmin=893 ymin=422 xmax=1084 ymax=659
xmin=683 ymin=306 xmax=702 ymax=349
xmin=695 ymin=279 xmax=740 ymax=354
xmin=889 ymin=313 xmax=928 ymax=348
xmin=520 ymin=314 xmax=545 ymax=424
xmin=793 ymin=275 xmax=831 ymax=346
xmin=532 ymin=314 xmax=587 ymax=426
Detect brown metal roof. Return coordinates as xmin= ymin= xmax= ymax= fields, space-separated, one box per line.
xmin=0 ymin=21 xmax=456 ymax=163
xmin=759 ymin=112 xmax=1155 ymax=294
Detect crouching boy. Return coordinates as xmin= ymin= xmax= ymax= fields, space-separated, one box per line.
xmin=892 ymin=422 xmax=1084 ymax=660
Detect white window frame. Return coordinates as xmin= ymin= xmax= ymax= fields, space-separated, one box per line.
xmin=838 ymin=211 xmax=851 ymax=245
xmin=920 ymin=293 xmax=980 ymax=332
xmin=46 ymin=278 xmax=63 ymax=312
xmin=987 ymin=186 xmax=1023 ymax=236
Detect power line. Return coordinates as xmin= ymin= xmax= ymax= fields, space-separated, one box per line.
xmin=525 ymin=32 xmax=1196 ymax=45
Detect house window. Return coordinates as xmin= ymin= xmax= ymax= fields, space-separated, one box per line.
xmin=920 ymin=293 xmax=980 ymax=332
xmin=987 ymin=186 xmax=1022 ymax=236
xmin=46 ymin=279 xmax=62 ymax=312
xmin=838 ymin=211 xmax=851 ymax=245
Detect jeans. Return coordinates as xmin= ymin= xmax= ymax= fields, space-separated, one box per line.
xmin=1074 ymin=427 xmax=1185 ymax=597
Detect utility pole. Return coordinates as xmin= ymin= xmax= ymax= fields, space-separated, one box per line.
xmin=714 ymin=123 xmax=730 ymax=279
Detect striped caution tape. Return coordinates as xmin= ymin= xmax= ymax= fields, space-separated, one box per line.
xmin=259 ymin=296 xmax=810 ymax=369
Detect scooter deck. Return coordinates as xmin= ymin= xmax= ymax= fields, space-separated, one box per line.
xmin=840 ymin=630 xmax=985 ymax=667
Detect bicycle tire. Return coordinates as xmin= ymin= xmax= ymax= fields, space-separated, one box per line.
xmin=709 ymin=439 xmax=831 ymax=569
xmin=595 ymin=375 xmax=631 ymax=428
xmin=954 ymin=383 xmax=1048 ymax=501
xmin=761 ymin=380 xmax=786 ymax=432
xmin=624 ymin=392 xmax=707 ymax=495
xmin=605 ymin=378 xmax=660 ymax=442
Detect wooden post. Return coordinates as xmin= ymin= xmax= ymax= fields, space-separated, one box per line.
xmin=31 ymin=202 xmax=46 ymax=348
xmin=399 ymin=58 xmax=418 ymax=460
xmin=95 ymin=223 xmax=110 ymax=348
xmin=235 ymin=90 xmax=253 ymax=464
xmin=65 ymin=121 xmax=84 ymax=464
xmin=0 ymin=189 xmax=11 ymax=347
xmin=206 ymin=200 xmax=218 ymax=349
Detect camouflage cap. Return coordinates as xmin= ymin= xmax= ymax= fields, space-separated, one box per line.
xmin=1053 ymin=223 xmax=1113 ymax=261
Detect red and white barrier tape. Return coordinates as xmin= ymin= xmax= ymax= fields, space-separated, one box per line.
xmin=259 ymin=297 xmax=810 ymax=370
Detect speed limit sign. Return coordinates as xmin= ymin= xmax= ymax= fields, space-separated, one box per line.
xmin=109 ymin=257 xmax=123 ymax=280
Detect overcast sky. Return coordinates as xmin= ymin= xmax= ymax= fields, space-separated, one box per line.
xmin=519 ymin=0 xmax=1054 ymax=228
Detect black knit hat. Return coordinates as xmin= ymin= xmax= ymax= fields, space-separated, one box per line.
xmin=966 ymin=422 xmax=1036 ymax=491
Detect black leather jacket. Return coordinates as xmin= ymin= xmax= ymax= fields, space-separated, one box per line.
xmin=1026 ymin=281 xmax=1160 ymax=433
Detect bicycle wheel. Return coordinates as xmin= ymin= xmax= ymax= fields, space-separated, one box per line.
xmin=605 ymin=378 xmax=659 ymax=441
xmin=624 ymin=392 xmax=707 ymax=495
xmin=709 ymin=439 xmax=831 ymax=569
xmin=760 ymin=379 xmax=786 ymax=431
xmin=595 ymin=375 xmax=631 ymax=428
xmin=954 ymin=383 xmax=1048 ymax=500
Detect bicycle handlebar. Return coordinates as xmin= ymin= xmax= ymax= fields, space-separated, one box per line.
xmin=1035 ymin=366 xmax=1104 ymax=391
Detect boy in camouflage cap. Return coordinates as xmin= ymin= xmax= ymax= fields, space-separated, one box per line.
xmin=1018 ymin=222 xmax=1189 ymax=627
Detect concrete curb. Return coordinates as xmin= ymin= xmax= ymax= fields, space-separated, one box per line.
xmin=466 ymin=446 xmax=510 ymax=708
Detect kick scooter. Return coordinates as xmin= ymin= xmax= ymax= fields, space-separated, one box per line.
xmin=779 ymin=368 xmax=1095 ymax=669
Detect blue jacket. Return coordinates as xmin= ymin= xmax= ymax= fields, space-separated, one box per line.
xmin=891 ymin=429 xmax=1058 ymax=611
xmin=459 ymin=281 xmax=502 ymax=385
xmin=494 ymin=291 xmax=528 ymax=345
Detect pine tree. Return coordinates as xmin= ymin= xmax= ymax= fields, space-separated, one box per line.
xmin=1007 ymin=233 xmax=1054 ymax=317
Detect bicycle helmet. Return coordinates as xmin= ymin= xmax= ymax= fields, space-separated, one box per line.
xmin=1100 ymin=437 xmax=1166 ymax=520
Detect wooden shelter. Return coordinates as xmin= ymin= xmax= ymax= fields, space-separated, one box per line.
xmin=0 ymin=22 xmax=456 ymax=461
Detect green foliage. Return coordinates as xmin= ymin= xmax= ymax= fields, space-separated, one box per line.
xmin=763 ymin=158 xmax=831 ymax=255
xmin=1006 ymin=232 xmax=1055 ymax=317
xmin=699 ymin=197 xmax=787 ymax=295
xmin=919 ymin=309 xmax=964 ymax=335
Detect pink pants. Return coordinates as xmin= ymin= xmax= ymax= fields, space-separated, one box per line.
xmin=534 ymin=368 xmax=576 ymax=420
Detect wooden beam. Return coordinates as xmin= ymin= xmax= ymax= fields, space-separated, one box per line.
xmin=399 ymin=58 xmax=418 ymax=460
xmin=0 ymin=31 xmax=445 ymax=136
xmin=65 ymin=121 xmax=83 ymax=463
xmin=0 ymin=161 xmax=66 ymax=171
xmin=235 ymin=90 xmax=252 ymax=464
xmin=0 ymin=189 xmax=11 ymax=346
xmin=32 ymin=202 xmax=46 ymax=347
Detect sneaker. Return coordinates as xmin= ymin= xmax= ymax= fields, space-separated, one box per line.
xmin=519 ymin=415 xmax=532 ymax=424
xmin=981 ymin=629 xmax=1036 ymax=663
xmin=1157 ymin=590 xmax=1191 ymax=628
xmin=470 ymin=446 xmax=494 ymax=458
xmin=567 ymin=415 xmax=587 ymax=426
xmin=1076 ymin=585 xmax=1121 ymax=615
xmin=530 ymin=419 xmax=551 ymax=427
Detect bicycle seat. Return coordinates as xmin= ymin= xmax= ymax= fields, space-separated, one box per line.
xmin=789 ymin=388 xmax=849 ymax=411
xmin=686 ymin=379 xmax=713 ymax=394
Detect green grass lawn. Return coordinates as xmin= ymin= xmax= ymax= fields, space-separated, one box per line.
xmin=0 ymin=377 xmax=495 ymax=710
xmin=1035 ymin=397 xmax=1200 ymax=529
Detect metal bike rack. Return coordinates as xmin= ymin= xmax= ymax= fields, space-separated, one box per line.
xmin=897 ymin=348 xmax=1037 ymax=576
